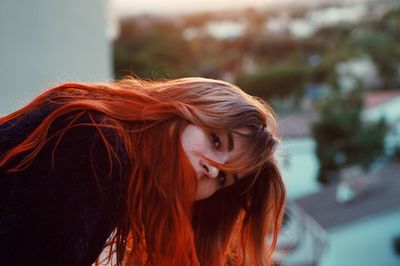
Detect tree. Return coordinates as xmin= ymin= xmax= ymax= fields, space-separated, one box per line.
xmin=236 ymin=62 xmax=308 ymax=101
xmin=351 ymin=30 xmax=400 ymax=90
xmin=349 ymin=7 xmax=400 ymax=90
xmin=312 ymin=89 xmax=387 ymax=184
xmin=113 ymin=20 xmax=198 ymax=79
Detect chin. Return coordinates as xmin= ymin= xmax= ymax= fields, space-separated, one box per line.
xmin=195 ymin=189 xmax=214 ymax=201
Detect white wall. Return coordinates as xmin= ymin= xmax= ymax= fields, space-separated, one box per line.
xmin=321 ymin=208 xmax=400 ymax=266
xmin=0 ymin=0 xmax=112 ymax=115
xmin=278 ymin=137 xmax=321 ymax=199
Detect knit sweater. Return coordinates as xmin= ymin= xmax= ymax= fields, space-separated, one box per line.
xmin=0 ymin=104 xmax=128 ymax=266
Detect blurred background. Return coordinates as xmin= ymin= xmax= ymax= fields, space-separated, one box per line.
xmin=1 ymin=0 xmax=399 ymax=265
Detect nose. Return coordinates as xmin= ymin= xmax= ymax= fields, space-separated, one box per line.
xmin=200 ymin=159 xmax=219 ymax=178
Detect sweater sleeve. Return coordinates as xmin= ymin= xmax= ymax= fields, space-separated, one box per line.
xmin=0 ymin=110 xmax=129 ymax=266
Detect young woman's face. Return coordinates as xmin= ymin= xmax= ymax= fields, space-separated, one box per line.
xmin=181 ymin=124 xmax=249 ymax=200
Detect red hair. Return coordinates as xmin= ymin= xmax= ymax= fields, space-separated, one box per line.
xmin=0 ymin=77 xmax=286 ymax=265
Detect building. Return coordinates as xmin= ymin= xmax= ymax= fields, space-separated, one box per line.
xmin=277 ymin=112 xmax=321 ymax=199
xmin=276 ymin=91 xmax=400 ymax=265
xmin=277 ymin=91 xmax=400 ymax=200
xmin=277 ymin=162 xmax=400 ymax=266
xmin=0 ymin=0 xmax=116 ymax=115
xmin=363 ymin=91 xmax=400 ymax=156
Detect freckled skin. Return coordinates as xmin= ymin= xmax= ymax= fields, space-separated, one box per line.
xmin=180 ymin=124 xmax=248 ymax=200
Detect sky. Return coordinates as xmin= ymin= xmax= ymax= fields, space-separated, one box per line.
xmin=112 ymin=0 xmax=341 ymax=17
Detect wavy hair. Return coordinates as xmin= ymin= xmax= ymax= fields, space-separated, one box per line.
xmin=0 ymin=77 xmax=286 ymax=265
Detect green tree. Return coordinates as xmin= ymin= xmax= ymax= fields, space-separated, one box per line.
xmin=113 ymin=20 xmax=197 ymax=79
xmin=312 ymin=89 xmax=387 ymax=184
xmin=349 ymin=7 xmax=400 ymax=90
xmin=351 ymin=30 xmax=400 ymax=89
xmin=236 ymin=62 xmax=308 ymax=101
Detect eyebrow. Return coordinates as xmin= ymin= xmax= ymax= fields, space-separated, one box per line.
xmin=227 ymin=132 xmax=234 ymax=151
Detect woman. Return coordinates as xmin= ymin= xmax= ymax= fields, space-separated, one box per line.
xmin=0 ymin=77 xmax=286 ymax=266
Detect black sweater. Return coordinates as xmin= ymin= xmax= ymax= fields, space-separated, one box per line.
xmin=0 ymin=104 xmax=128 ymax=266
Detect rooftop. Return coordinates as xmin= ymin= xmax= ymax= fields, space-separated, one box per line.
xmin=277 ymin=112 xmax=317 ymax=139
xmin=365 ymin=90 xmax=400 ymax=109
xmin=277 ymin=90 xmax=400 ymax=139
xmin=294 ymin=162 xmax=400 ymax=230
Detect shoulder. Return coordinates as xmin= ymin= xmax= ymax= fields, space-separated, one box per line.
xmin=0 ymin=103 xmax=57 ymax=154
xmin=1 ymin=102 xmax=130 ymax=194
xmin=0 ymin=105 xmax=129 ymax=265
xmin=2 ymin=101 xmax=128 ymax=163
xmin=43 ymin=106 xmax=130 ymax=183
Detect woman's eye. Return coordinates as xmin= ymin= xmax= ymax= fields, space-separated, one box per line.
xmin=210 ymin=132 xmax=221 ymax=149
xmin=218 ymin=171 xmax=226 ymax=186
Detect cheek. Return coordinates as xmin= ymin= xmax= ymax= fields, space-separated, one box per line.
xmin=181 ymin=133 xmax=211 ymax=172
xmin=195 ymin=179 xmax=218 ymax=200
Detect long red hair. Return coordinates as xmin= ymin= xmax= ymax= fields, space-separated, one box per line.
xmin=0 ymin=77 xmax=286 ymax=265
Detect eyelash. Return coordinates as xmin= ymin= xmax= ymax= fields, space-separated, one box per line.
xmin=210 ymin=132 xmax=221 ymax=149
